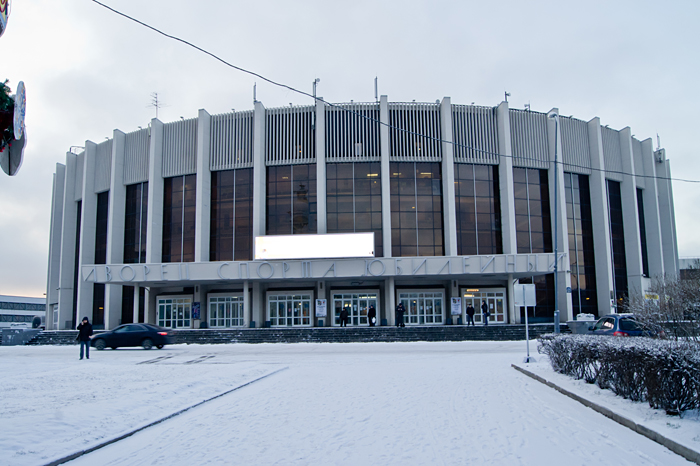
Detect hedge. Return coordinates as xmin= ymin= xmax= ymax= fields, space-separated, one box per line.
xmin=537 ymin=334 xmax=700 ymax=416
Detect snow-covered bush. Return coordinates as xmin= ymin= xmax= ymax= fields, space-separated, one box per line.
xmin=538 ymin=334 xmax=700 ymax=416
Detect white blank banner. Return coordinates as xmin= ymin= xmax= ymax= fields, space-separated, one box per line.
xmin=254 ymin=233 xmax=375 ymax=260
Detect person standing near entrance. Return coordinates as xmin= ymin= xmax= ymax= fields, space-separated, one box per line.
xmin=76 ymin=316 xmax=93 ymax=360
xmin=367 ymin=305 xmax=377 ymax=327
xmin=395 ymin=303 xmax=406 ymax=328
xmin=340 ymin=308 xmax=349 ymax=327
xmin=466 ymin=303 xmax=475 ymax=326
xmin=481 ymin=301 xmax=490 ymax=326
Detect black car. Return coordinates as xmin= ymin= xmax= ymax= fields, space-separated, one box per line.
xmin=91 ymin=323 xmax=174 ymax=350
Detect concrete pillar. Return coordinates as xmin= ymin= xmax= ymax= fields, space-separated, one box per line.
xmin=195 ymin=109 xmax=212 ymax=262
xmin=46 ymin=164 xmax=66 ymax=329
xmin=667 ymin=161 xmax=680 ymax=277
xmin=506 ymin=274 xmax=516 ymax=324
xmin=587 ymin=118 xmax=615 ymax=315
xmin=243 ymin=279 xmax=250 ymax=327
xmin=316 ymin=280 xmax=326 ymax=326
xmin=385 ymin=276 xmax=395 ymax=325
xmin=448 ymin=279 xmax=460 ymax=324
xmin=496 ymin=102 xmax=518 ymax=322
xmin=57 ymin=153 xmax=78 ymax=329
xmin=252 ymin=101 xmax=266 ymax=239
xmin=640 ymin=139 xmax=664 ymax=280
xmin=440 ymin=97 xmax=458 ymax=257
xmin=546 ymin=110 xmax=573 ymax=322
xmin=618 ymin=127 xmax=644 ymax=296
xmin=656 ymin=151 xmax=678 ymax=278
xmin=252 ymin=282 xmax=263 ymax=327
xmin=316 ymin=99 xmax=327 ymax=234
xmin=146 ymin=119 xmax=164 ymax=264
xmin=147 ymin=288 xmax=156 ymax=324
xmin=133 ymin=283 xmax=140 ymax=323
xmin=379 ymin=95 xmax=392 ymax=258
xmin=76 ymin=141 xmax=99 ymax=324
xmin=104 ymin=130 xmax=126 ymax=330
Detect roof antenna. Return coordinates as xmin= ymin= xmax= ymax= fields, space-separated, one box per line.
xmin=148 ymin=92 xmax=167 ymax=119
xmin=504 ymin=91 xmax=511 ymax=103
xmin=253 ymin=83 xmax=257 ymax=103
xmin=656 ymin=133 xmax=661 ymax=150
xmin=374 ymin=77 xmax=378 ymax=103
xmin=525 ymin=101 xmax=531 ymax=111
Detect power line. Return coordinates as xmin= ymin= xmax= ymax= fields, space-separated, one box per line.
xmin=90 ymin=0 xmax=699 ymax=185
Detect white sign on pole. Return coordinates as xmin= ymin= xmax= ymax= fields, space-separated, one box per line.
xmin=513 ymin=284 xmax=536 ymax=307
xmin=315 ymin=299 xmax=327 ymax=317
xmin=450 ymin=297 xmax=462 ymax=316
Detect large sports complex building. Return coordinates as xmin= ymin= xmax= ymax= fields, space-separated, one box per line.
xmin=44 ymin=97 xmax=679 ymax=330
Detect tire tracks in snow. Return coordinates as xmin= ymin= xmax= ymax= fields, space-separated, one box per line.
xmin=42 ymin=366 xmax=288 ymax=466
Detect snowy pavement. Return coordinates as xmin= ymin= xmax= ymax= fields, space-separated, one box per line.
xmin=1 ymin=341 xmax=697 ymax=465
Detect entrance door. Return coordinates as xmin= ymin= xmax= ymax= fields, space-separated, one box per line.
xmin=268 ymin=293 xmax=312 ymax=327
xmin=462 ymin=289 xmax=506 ymax=324
xmin=158 ymin=297 xmax=192 ymax=329
xmin=397 ymin=290 xmax=444 ymax=325
xmin=332 ymin=292 xmax=378 ymax=326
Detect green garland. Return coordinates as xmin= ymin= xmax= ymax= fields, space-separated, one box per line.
xmin=0 ymin=79 xmax=15 ymax=151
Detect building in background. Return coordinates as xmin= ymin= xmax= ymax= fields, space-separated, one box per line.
xmin=45 ymin=97 xmax=679 ymax=330
xmin=1 ymin=295 xmax=46 ymax=329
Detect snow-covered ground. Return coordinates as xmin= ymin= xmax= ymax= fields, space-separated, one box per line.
xmin=1 ymin=341 xmax=697 ymax=466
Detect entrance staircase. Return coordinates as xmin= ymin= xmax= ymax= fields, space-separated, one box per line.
xmin=25 ymin=324 xmax=564 ymax=346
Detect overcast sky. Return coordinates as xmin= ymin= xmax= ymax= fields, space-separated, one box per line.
xmin=1 ymin=0 xmax=699 ymax=298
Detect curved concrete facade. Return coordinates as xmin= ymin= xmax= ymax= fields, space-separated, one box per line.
xmin=45 ymin=97 xmax=678 ymax=330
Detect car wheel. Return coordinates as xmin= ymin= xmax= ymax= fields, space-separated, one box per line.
xmin=142 ymin=338 xmax=153 ymax=350
xmin=94 ymin=339 xmax=106 ymax=351
xmin=156 ymin=344 xmax=164 ymax=349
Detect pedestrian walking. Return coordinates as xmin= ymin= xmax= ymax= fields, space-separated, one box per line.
xmin=367 ymin=305 xmax=377 ymax=327
xmin=340 ymin=308 xmax=349 ymax=327
xmin=395 ymin=303 xmax=406 ymax=328
xmin=481 ymin=300 xmax=490 ymax=326
xmin=76 ymin=316 xmax=93 ymax=360
xmin=466 ymin=303 xmax=475 ymax=326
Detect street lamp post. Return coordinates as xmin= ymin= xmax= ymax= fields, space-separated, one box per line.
xmin=548 ymin=111 xmax=561 ymax=333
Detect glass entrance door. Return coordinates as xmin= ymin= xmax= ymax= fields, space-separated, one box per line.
xmin=462 ymin=289 xmax=506 ymax=324
xmin=332 ymin=292 xmax=378 ymax=326
xmin=268 ymin=293 xmax=312 ymax=327
xmin=158 ymin=296 xmax=192 ymax=328
xmin=397 ymin=290 xmax=444 ymax=325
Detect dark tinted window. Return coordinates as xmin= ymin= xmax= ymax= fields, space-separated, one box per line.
xmin=210 ymin=168 xmax=254 ymax=261
xmin=266 ymin=164 xmax=317 ymax=235
xmin=124 ymin=182 xmax=148 ymax=264
xmin=163 ymin=175 xmax=196 ymax=262
xmin=513 ymin=168 xmax=552 ymax=254
xmin=454 ymin=163 xmax=502 ymax=255
xmin=619 ymin=318 xmax=641 ymax=331
xmin=607 ymin=181 xmax=628 ymax=305
xmin=94 ymin=191 xmax=109 ymax=265
xmin=326 ymin=162 xmax=383 ymax=257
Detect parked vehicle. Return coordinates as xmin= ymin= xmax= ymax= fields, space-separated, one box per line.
xmin=589 ymin=313 xmax=660 ymax=337
xmin=91 ymin=323 xmax=173 ymax=350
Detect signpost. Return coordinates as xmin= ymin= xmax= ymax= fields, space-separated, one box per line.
xmin=514 ymin=283 xmax=537 ymax=363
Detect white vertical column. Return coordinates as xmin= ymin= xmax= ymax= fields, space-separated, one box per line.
xmin=496 ymin=102 xmax=518 ymax=323
xmin=587 ymin=118 xmax=614 ymax=314
xmin=76 ymin=141 xmax=98 ymax=324
xmin=195 ymin=109 xmax=212 ymax=262
xmin=667 ymin=160 xmax=679 ymax=277
xmin=252 ymin=101 xmax=266 ymax=240
xmin=379 ymin=95 xmax=392 ymax=257
xmin=252 ymin=282 xmax=263 ymax=327
xmin=316 ymin=281 xmax=325 ymax=326
xmin=656 ymin=150 xmax=678 ymax=278
xmin=385 ymin=276 xmax=395 ymax=325
xmin=133 ymin=283 xmax=140 ymax=323
xmin=242 ymin=280 xmax=250 ymax=327
xmin=618 ymin=127 xmax=644 ymax=295
xmin=46 ymin=164 xmax=66 ymax=330
xmin=439 ymin=97 xmax=457 ymax=256
xmin=640 ymin=139 xmax=664 ymax=280
xmin=146 ymin=119 xmax=164 ymax=264
xmin=105 ymin=130 xmax=126 ymax=329
xmin=315 ymin=99 xmax=327 ymax=234
xmin=546 ymin=109 xmax=573 ymax=322
xmin=57 ymin=153 xmax=78 ymax=329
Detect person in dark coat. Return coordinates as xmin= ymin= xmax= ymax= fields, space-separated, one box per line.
xmin=395 ymin=303 xmax=406 ymax=328
xmin=466 ymin=303 xmax=476 ymax=326
xmin=367 ymin=305 xmax=377 ymax=327
xmin=481 ymin=301 xmax=490 ymax=326
xmin=77 ymin=316 xmax=93 ymax=360
xmin=339 ymin=308 xmax=349 ymax=327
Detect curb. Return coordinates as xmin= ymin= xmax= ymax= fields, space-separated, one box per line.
xmin=43 ymin=366 xmax=288 ymax=466
xmin=512 ymin=364 xmax=700 ymax=465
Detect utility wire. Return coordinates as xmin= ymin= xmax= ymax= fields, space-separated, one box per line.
xmin=90 ymin=0 xmax=699 ymax=185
